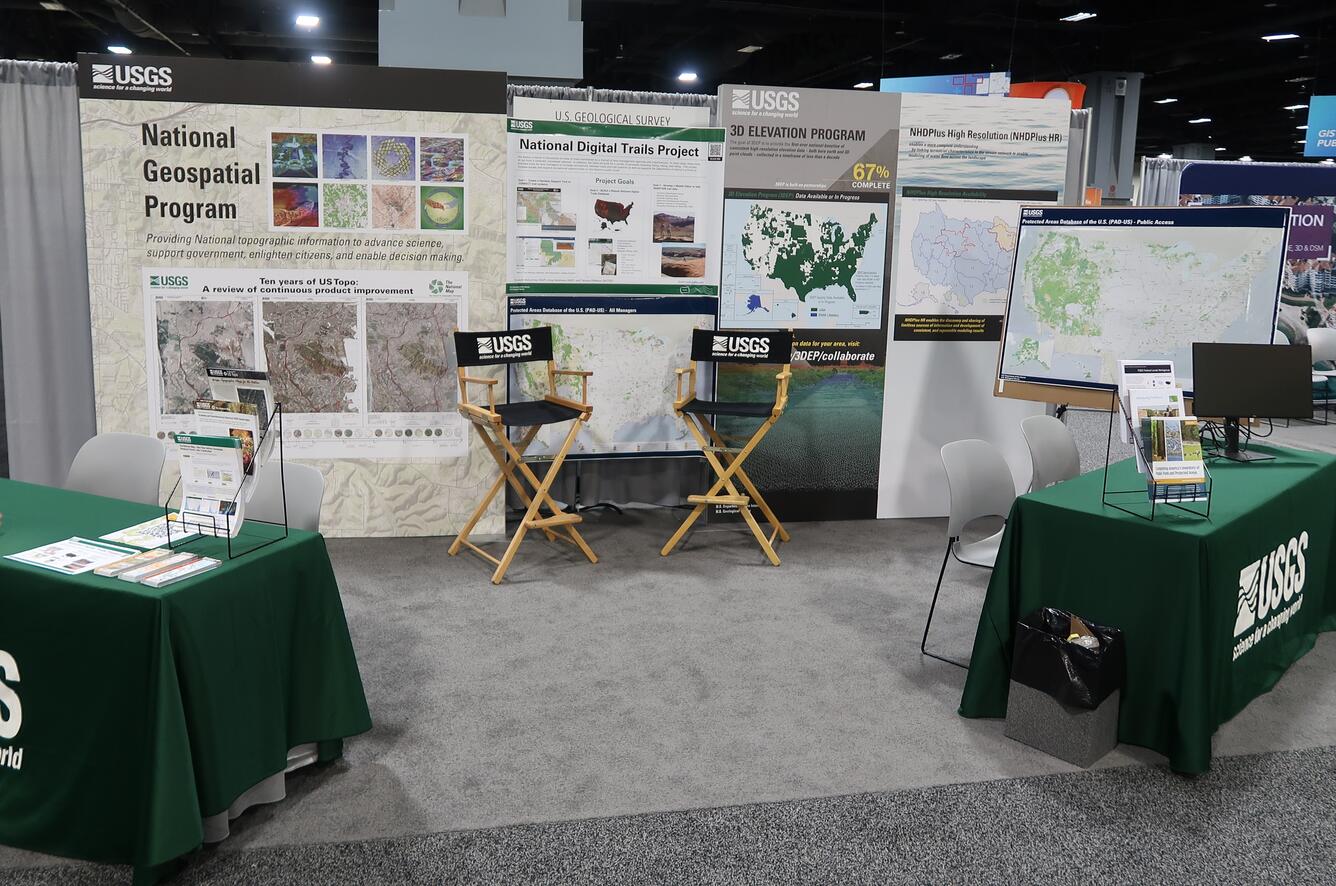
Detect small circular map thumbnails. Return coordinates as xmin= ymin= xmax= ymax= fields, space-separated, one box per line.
xmin=421 ymin=186 xmax=464 ymax=231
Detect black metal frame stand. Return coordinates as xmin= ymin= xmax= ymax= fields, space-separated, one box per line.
xmin=165 ymin=403 xmax=289 ymax=560
xmin=1101 ymin=394 xmax=1212 ymax=522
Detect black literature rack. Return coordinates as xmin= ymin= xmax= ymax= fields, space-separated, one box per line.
xmin=163 ymin=403 xmax=289 ymax=560
xmin=1101 ymin=393 xmax=1212 ymax=522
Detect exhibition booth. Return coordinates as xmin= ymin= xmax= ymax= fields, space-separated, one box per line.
xmin=2 ymin=53 xmax=1336 ymax=881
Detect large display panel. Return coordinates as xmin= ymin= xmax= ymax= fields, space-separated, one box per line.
xmin=78 ymin=53 xmax=507 ymax=536
xmin=998 ymin=206 xmax=1290 ymax=393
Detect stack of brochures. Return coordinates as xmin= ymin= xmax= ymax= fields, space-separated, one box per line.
xmin=111 ymin=550 xmax=222 ymax=586
xmin=1139 ymin=415 xmax=1209 ymax=502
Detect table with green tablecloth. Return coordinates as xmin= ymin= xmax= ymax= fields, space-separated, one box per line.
xmin=960 ymin=444 xmax=1336 ymax=774
xmin=0 ymin=479 xmax=371 ymax=882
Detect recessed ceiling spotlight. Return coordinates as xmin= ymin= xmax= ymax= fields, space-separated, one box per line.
xmin=107 ymin=45 xmax=132 ymax=54
xmin=1261 ymin=33 xmax=1300 ymax=41
xmin=295 ymin=14 xmax=320 ymax=28
xmin=677 ymin=71 xmax=698 ymax=83
xmin=1297 ymin=124 xmax=1308 ymax=130
xmin=1215 ymin=147 xmax=1227 ymax=152
xmin=1188 ymin=117 xmax=1211 ymax=124
xmin=1284 ymin=104 xmax=1308 ymax=110
xmin=311 ymin=54 xmax=332 ymax=65
xmin=939 ymin=52 xmax=962 ymax=60
xmin=1153 ymin=98 xmax=1178 ymax=104
xmin=737 ymin=45 xmax=763 ymax=53
xmin=1060 ymin=12 xmax=1097 ymax=22
xmin=1287 ymin=75 xmax=1315 ymax=83
xmin=853 ymin=81 xmax=875 ymax=89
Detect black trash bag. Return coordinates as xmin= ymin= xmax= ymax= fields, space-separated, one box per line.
xmin=1011 ymin=608 xmax=1125 ymax=710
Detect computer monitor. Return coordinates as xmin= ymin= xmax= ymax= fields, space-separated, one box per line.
xmin=1191 ymin=342 xmax=1313 ymax=462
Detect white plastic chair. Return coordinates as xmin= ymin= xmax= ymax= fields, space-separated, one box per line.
xmin=925 ymin=440 xmax=1017 ymax=668
xmin=246 ymin=463 xmax=324 ymax=532
xmin=1021 ymin=414 xmax=1081 ymax=491
xmin=65 ymin=433 xmax=165 ymax=505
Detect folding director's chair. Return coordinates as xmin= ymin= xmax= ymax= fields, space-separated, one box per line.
xmin=661 ymin=329 xmax=794 ymax=566
xmin=447 ymin=327 xmax=598 ymax=584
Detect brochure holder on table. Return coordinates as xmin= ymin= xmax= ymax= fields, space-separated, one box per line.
xmin=1101 ymin=394 xmax=1212 ymax=522
xmin=163 ymin=403 xmax=289 ymax=560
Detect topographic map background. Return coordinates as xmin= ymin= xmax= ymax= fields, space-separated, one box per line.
xmin=81 ymin=98 xmax=507 ymax=537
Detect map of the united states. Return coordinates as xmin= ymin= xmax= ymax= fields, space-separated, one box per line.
xmin=910 ymin=204 xmax=1015 ymax=305
xmin=740 ymin=205 xmax=878 ymax=301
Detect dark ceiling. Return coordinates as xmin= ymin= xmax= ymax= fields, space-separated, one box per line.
xmin=4 ymin=0 xmax=1332 ymax=163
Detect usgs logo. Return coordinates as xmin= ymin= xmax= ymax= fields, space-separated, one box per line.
xmin=91 ymin=63 xmax=174 ymax=89
xmin=1022 ymin=208 xmax=1045 ymax=218
xmin=712 ymin=335 xmax=770 ymax=358
xmin=149 ymin=274 xmax=189 ymax=289
xmin=477 ymin=333 xmax=532 ymax=357
xmin=730 ymin=88 xmax=800 ymax=116
xmin=511 ymin=119 xmax=534 ymax=132
xmin=1234 ymin=530 xmax=1308 ymax=649
xmin=0 ymin=649 xmax=21 ymax=772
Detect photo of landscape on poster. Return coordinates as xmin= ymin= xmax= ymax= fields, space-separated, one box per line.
xmin=147 ymin=268 xmax=467 ymax=457
xmin=506 ymin=120 xmax=724 ymax=288
xmin=998 ymin=206 xmax=1288 ymax=392
xmin=719 ymin=190 xmax=888 ymax=331
xmin=506 ymin=294 xmax=716 ymax=457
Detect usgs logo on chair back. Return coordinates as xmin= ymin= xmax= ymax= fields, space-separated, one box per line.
xmin=478 ymin=332 xmax=533 ymax=359
xmin=1233 ymin=530 xmax=1308 ymax=661
xmin=712 ymin=335 xmax=771 ymax=359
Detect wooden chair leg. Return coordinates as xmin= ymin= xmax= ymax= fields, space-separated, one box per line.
xmin=449 ymin=424 xmax=517 ymax=556
xmin=702 ymin=420 xmax=789 ymax=544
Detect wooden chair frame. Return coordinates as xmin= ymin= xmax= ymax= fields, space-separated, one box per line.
xmin=447 ymin=359 xmax=598 ymax=584
xmin=660 ymin=359 xmax=793 ymax=565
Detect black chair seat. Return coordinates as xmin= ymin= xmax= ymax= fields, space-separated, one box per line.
xmin=680 ymin=397 xmax=775 ymax=418
xmin=495 ymin=399 xmax=584 ymax=427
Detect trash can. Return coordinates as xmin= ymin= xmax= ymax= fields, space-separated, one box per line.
xmin=1004 ymin=608 xmax=1125 ymax=767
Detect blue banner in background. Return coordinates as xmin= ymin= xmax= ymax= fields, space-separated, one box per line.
xmin=879 ymin=72 xmax=1010 ymax=96
xmin=1305 ymin=96 xmax=1336 ymax=157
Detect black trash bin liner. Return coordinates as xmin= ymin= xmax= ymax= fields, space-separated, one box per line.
xmin=1011 ymin=608 xmax=1125 ymax=710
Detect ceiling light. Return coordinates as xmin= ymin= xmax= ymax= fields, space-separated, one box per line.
xmin=1239 ymin=155 xmax=1253 ymax=162
xmin=1153 ymin=98 xmax=1178 ymax=104
xmin=737 ymin=45 xmax=763 ymax=53
xmin=1287 ymin=75 xmax=1315 ymax=83
xmin=1297 ymin=139 xmax=1308 ymax=144
xmin=38 ymin=1 xmax=66 ymax=10
xmin=295 ymin=14 xmax=320 ymax=28
xmin=1297 ymin=124 xmax=1308 ymax=130
xmin=1060 ymin=12 xmax=1097 ymax=22
xmin=1188 ymin=117 xmax=1211 ymax=124
xmin=939 ymin=52 xmax=962 ymax=60
xmin=1284 ymin=104 xmax=1308 ymax=110
xmin=1262 ymin=33 xmax=1300 ymax=41
xmin=310 ymin=54 xmax=332 ymax=65
xmin=107 ymin=45 xmax=132 ymax=54
xmin=1215 ymin=147 xmax=1227 ymax=152
xmin=677 ymin=71 xmax=697 ymax=83
xmin=853 ymin=81 xmax=875 ymax=89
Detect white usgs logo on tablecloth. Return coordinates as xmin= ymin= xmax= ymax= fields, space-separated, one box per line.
xmin=0 ymin=649 xmax=22 ymax=771
xmin=1233 ymin=531 xmax=1308 ymax=662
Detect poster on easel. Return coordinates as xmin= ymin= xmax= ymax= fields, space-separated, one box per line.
xmin=77 ymin=54 xmax=508 ymax=536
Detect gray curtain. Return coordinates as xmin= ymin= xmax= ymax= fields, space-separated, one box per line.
xmin=1138 ymin=156 xmax=1319 ymax=206
xmin=0 ymin=60 xmax=96 ymax=486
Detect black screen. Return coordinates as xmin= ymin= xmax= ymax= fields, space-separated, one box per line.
xmin=1191 ymin=342 xmax=1313 ymax=419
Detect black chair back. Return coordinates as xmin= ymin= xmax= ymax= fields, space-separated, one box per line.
xmin=455 ymin=327 xmax=554 ymax=367
xmin=690 ymin=329 xmax=793 ymax=364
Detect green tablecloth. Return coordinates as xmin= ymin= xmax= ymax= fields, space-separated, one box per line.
xmin=0 ymin=479 xmax=371 ymax=880
xmin=960 ymin=444 xmax=1336 ymax=774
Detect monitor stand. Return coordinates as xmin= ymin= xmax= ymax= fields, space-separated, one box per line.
xmin=1217 ymin=417 xmax=1274 ymax=462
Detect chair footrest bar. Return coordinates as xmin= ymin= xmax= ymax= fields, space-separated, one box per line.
xmin=702 ymin=445 xmax=743 ymax=454
xmin=687 ymin=494 xmax=749 ymax=506
xmin=459 ymin=539 xmax=502 ymax=567
xmin=525 ymin=513 xmax=582 ymax=529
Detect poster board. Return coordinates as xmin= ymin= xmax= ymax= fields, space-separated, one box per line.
xmin=995 ymin=206 xmax=1291 ymax=403
xmin=77 ymin=53 xmax=507 ymax=537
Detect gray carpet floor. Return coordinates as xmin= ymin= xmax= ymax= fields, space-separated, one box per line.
xmin=4 ymin=418 xmax=1336 ymax=882
xmin=9 ymin=744 xmax=1336 ymax=884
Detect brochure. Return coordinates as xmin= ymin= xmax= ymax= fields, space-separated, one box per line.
xmin=207 ymin=367 xmax=275 ymax=459
xmin=179 ymin=494 xmax=245 ymax=537
xmin=6 ymin=537 xmax=137 ymax=575
xmin=193 ymin=399 xmax=261 ymax=476
xmin=100 ymin=514 xmax=199 ymax=549
xmin=1127 ymin=387 xmax=1186 ymax=474
xmin=94 ymin=547 xmax=176 ymax=577
xmin=1141 ymin=416 xmax=1209 ymax=502
xmin=1117 ymin=360 xmax=1177 ymax=444
xmin=174 ymin=433 xmax=247 ymax=537
xmin=118 ymin=551 xmax=199 ymax=583
xmin=141 ymin=556 xmax=221 ymax=588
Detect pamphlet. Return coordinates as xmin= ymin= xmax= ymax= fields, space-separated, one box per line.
xmin=1141 ymin=416 xmax=1209 ymax=502
xmin=100 ymin=514 xmax=199 ymax=549
xmin=174 ymin=433 xmax=246 ymax=537
xmin=94 ymin=547 xmax=176 ymax=577
xmin=118 ymin=551 xmax=199 ymax=583
xmin=193 ymin=399 xmax=261 ymax=477
xmin=141 ymin=556 xmax=221 ymax=587
xmin=6 ymin=537 xmax=137 ymax=575
xmin=207 ymin=367 xmax=275 ymax=460
xmin=1118 ymin=359 xmax=1177 ymax=444
xmin=1127 ymin=387 xmax=1186 ymax=473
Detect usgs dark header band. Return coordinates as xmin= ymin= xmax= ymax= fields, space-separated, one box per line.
xmin=77 ymin=53 xmax=505 ymax=115
xmin=454 ymin=328 xmax=555 ymax=367
xmin=1019 ymin=205 xmax=1291 ymax=229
